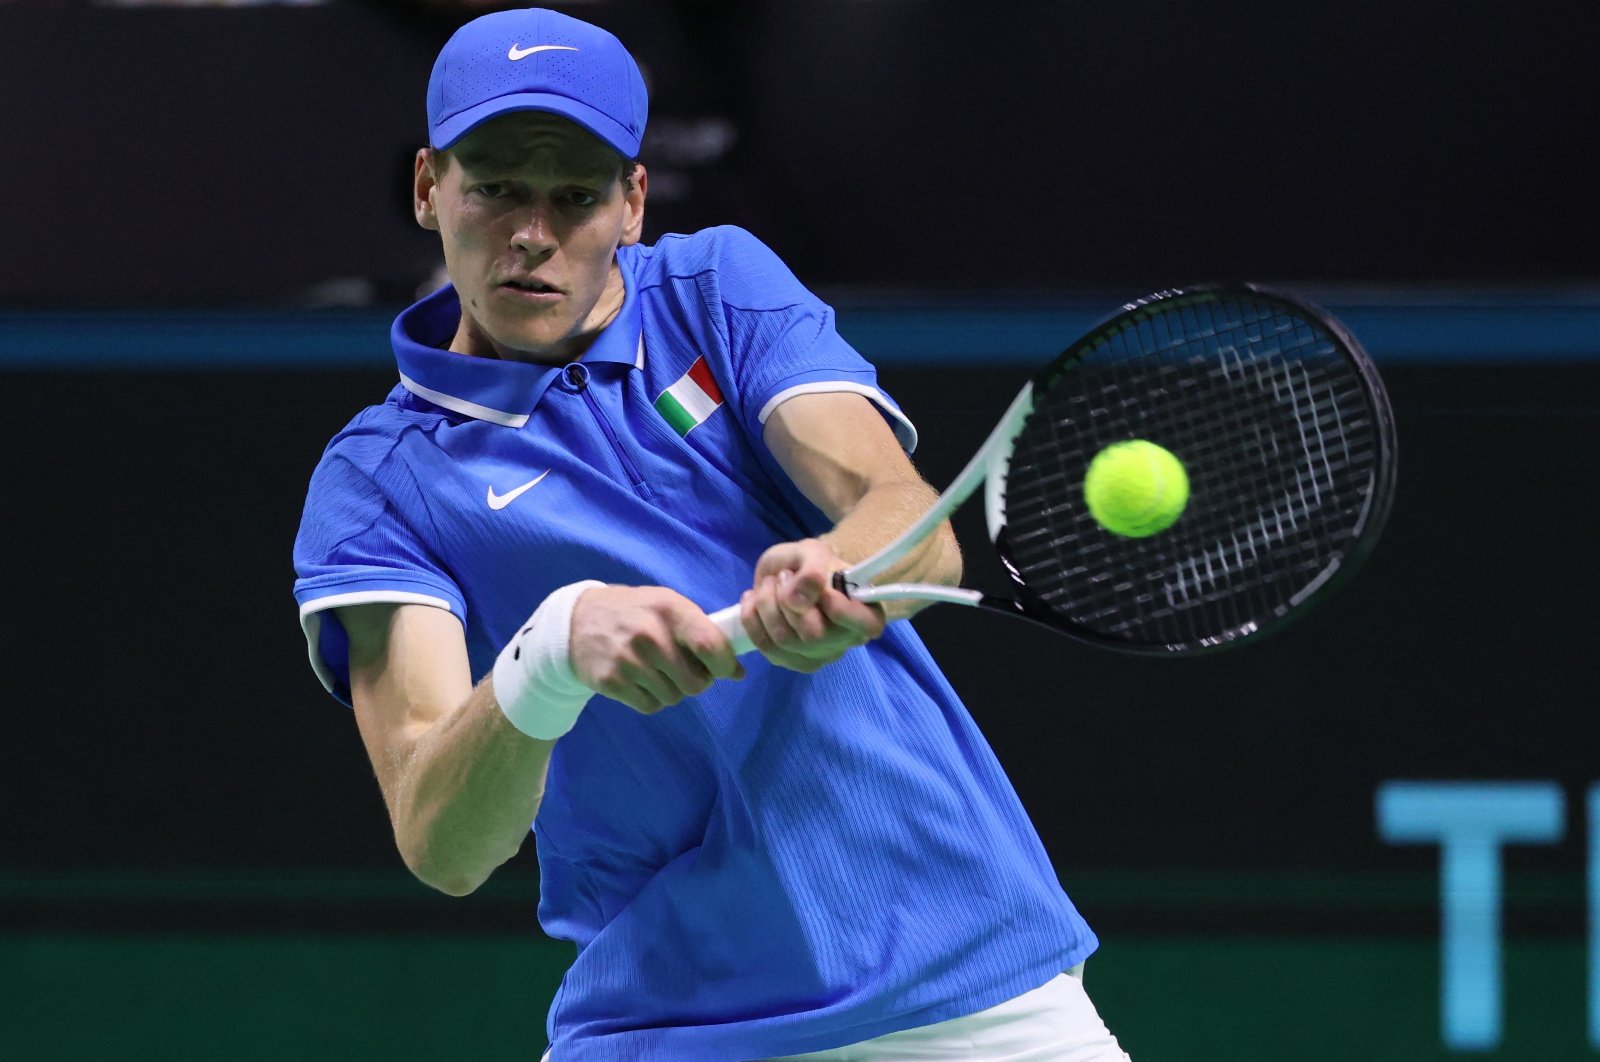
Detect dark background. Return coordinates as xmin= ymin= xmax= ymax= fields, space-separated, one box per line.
xmin=3 ymin=0 xmax=1599 ymax=306
xmin=4 ymin=356 xmax=1597 ymax=875
xmin=3 ymin=1 xmax=1598 ymax=1058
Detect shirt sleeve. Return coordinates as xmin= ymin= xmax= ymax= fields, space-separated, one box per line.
xmin=710 ymin=227 xmax=918 ymax=453
xmin=292 ymin=442 xmax=466 ymax=706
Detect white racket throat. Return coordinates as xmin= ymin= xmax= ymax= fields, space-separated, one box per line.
xmin=847 ymin=583 xmax=984 ymax=607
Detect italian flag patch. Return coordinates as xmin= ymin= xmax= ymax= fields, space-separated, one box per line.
xmin=654 ymin=356 xmax=725 ymax=436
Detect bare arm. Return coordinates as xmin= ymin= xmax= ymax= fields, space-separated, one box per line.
xmin=343 ymin=589 xmax=743 ymax=895
xmin=738 ymin=391 xmax=962 ymax=670
xmin=344 ymin=602 xmax=555 ymax=896
xmin=768 ymin=391 xmax=961 ymax=595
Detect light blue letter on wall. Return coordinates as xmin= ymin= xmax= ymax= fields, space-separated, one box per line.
xmin=1377 ymin=781 xmax=1564 ymax=1051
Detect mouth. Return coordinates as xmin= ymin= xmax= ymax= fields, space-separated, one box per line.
xmin=499 ymin=278 xmax=564 ymax=296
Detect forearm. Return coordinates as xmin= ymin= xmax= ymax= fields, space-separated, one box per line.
xmin=821 ymin=479 xmax=962 ymax=616
xmin=762 ymin=392 xmax=960 ymax=604
xmin=351 ymin=583 xmax=732 ymax=895
xmin=390 ymin=677 xmax=554 ymax=896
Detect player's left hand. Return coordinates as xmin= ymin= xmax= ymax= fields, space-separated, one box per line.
xmin=738 ymin=538 xmax=886 ymax=674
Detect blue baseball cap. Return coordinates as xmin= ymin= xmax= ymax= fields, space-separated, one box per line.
xmin=426 ymin=8 xmax=648 ymax=159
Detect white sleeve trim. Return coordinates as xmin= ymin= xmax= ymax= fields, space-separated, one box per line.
xmin=756 ymin=382 xmax=919 ymax=453
xmin=298 ymin=590 xmax=459 ymax=697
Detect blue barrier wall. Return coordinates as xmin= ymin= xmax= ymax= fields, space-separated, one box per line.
xmin=4 ymin=292 xmax=1598 ymax=368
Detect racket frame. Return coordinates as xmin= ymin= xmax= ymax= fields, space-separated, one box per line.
xmin=712 ymin=284 xmax=1397 ymax=657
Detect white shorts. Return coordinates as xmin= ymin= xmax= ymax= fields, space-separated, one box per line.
xmin=764 ymin=966 xmax=1132 ymax=1062
xmin=541 ymin=966 xmax=1132 ymax=1062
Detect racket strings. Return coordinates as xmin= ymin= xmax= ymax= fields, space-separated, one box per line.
xmin=999 ymin=292 xmax=1385 ymax=648
xmin=1054 ymin=328 xmax=1360 ymax=633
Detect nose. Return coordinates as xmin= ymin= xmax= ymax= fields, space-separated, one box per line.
xmin=510 ymin=201 xmax=558 ymax=258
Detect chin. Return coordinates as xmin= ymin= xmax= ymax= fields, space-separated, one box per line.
xmin=491 ymin=324 xmax=568 ymax=361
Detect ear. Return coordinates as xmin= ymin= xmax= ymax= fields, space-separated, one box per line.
xmin=414 ymin=148 xmax=441 ymax=232
xmin=618 ymin=164 xmax=647 ymax=247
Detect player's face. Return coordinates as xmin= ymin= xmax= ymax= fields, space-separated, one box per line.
xmin=415 ymin=113 xmax=646 ymax=364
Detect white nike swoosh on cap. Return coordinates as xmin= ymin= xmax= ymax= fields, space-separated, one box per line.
xmin=487 ymin=469 xmax=552 ymax=510
xmin=508 ymin=44 xmax=579 ymax=61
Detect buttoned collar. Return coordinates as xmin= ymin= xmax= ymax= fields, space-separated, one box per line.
xmin=391 ymin=257 xmax=643 ymax=428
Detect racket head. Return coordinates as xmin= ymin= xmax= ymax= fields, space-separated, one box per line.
xmin=990 ymin=284 xmax=1397 ymax=654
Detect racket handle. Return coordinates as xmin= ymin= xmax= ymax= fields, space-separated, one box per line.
xmin=707 ymin=603 xmax=757 ymax=656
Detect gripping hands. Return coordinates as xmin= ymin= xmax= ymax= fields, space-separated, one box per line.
xmin=568 ymin=585 xmax=745 ymax=714
xmin=568 ymin=539 xmax=885 ymax=714
xmin=733 ymin=537 xmax=885 ymax=674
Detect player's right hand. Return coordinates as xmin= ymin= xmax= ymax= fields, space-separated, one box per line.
xmin=569 ymin=585 xmax=745 ymax=714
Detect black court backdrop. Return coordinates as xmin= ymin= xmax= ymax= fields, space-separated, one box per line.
xmin=2 ymin=0 xmax=1598 ymax=306
xmin=3 ymin=306 xmax=1597 ymax=1059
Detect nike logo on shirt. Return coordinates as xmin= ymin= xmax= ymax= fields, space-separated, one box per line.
xmin=487 ymin=469 xmax=552 ymax=510
xmin=508 ymin=44 xmax=578 ymax=60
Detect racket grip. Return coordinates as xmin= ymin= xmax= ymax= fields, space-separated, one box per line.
xmin=707 ymin=603 xmax=757 ymax=657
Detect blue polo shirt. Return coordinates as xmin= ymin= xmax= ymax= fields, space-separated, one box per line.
xmin=293 ymin=226 xmax=1096 ymax=1061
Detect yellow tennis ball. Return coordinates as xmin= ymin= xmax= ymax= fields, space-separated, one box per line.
xmin=1083 ymin=440 xmax=1190 ymax=537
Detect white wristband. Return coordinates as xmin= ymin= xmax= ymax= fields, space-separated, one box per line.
xmin=492 ymin=580 xmax=604 ymax=741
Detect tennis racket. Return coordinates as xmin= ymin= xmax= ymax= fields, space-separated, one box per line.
xmin=708 ymin=284 xmax=1397 ymax=656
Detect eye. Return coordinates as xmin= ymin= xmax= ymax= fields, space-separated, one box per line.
xmin=564 ymin=190 xmax=600 ymax=208
xmin=475 ymin=183 xmax=508 ymax=199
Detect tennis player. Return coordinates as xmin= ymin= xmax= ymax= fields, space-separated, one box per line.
xmin=293 ymin=8 xmax=1130 ymax=1060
